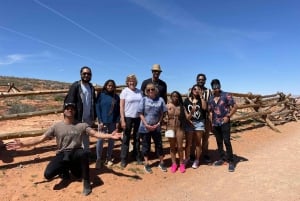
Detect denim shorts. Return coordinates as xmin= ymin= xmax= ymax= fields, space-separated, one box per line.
xmin=185 ymin=120 xmax=205 ymax=132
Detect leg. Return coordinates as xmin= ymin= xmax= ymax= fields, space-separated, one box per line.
xmin=190 ymin=134 xmax=196 ymax=161
xmin=176 ymin=128 xmax=185 ymax=164
xmin=213 ymin=126 xmax=225 ymax=160
xmin=176 ymin=128 xmax=185 ymax=173
xmin=70 ymin=149 xmax=91 ymax=195
xmin=44 ymin=152 xmax=67 ymax=180
xmin=195 ymin=131 xmax=203 ymax=161
xmin=120 ymin=117 xmax=133 ymax=165
xmin=202 ymin=120 xmax=210 ymax=155
xmin=185 ymin=131 xmax=193 ymax=162
xmin=132 ymin=117 xmax=141 ymax=161
xmin=106 ymin=123 xmax=117 ymax=161
xmin=169 ymin=137 xmax=177 ymax=164
xmin=95 ymin=139 xmax=103 ymax=169
xmin=222 ymin=123 xmax=234 ymax=162
xmin=82 ymin=134 xmax=90 ymax=152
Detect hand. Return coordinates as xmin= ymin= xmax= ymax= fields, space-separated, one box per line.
xmin=6 ymin=139 xmax=22 ymax=150
xmin=111 ymin=130 xmax=123 ymax=139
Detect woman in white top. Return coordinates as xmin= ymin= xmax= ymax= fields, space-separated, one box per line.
xmin=119 ymin=74 xmax=143 ymax=168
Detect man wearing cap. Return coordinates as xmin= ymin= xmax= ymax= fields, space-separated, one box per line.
xmin=6 ymin=102 xmax=122 ymax=196
xmin=141 ymin=64 xmax=168 ymax=104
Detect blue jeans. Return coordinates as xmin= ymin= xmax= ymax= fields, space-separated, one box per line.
xmin=96 ymin=123 xmax=116 ymax=161
xmin=212 ymin=122 xmax=234 ymax=162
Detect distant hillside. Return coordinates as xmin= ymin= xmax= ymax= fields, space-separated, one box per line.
xmin=0 ymin=76 xmax=72 ymax=115
xmin=0 ymin=76 xmax=71 ymax=92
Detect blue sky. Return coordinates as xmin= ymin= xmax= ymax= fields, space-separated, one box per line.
xmin=0 ymin=0 xmax=299 ymax=95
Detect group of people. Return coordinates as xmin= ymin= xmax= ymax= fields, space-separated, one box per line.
xmin=6 ymin=64 xmax=238 ymax=196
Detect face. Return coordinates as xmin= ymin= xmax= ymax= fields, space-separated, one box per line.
xmin=192 ymin=86 xmax=200 ymax=96
xmin=127 ymin=78 xmax=137 ymax=90
xmin=81 ymin=68 xmax=92 ymax=83
xmin=197 ymin=76 xmax=206 ymax=87
xmin=106 ymin=81 xmax=115 ymax=92
xmin=171 ymin=93 xmax=179 ymax=104
xmin=152 ymin=70 xmax=161 ymax=79
xmin=64 ymin=106 xmax=75 ymax=117
xmin=146 ymin=85 xmax=156 ymax=97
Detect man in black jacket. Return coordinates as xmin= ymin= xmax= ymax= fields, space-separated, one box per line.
xmin=64 ymin=66 xmax=96 ymax=152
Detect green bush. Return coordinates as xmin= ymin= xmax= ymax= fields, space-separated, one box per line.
xmin=8 ymin=104 xmax=37 ymax=114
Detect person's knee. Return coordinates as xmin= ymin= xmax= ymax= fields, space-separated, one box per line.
xmin=44 ymin=170 xmax=53 ymax=180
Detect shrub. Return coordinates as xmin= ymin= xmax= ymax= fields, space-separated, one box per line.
xmin=7 ymin=104 xmax=37 ymax=114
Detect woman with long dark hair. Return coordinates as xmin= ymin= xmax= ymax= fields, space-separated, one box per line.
xmin=95 ymin=79 xmax=120 ymax=169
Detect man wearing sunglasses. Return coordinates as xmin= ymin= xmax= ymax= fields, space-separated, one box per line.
xmin=64 ymin=66 xmax=96 ymax=152
xmin=141 ymin=64 xmax=168 ymax=104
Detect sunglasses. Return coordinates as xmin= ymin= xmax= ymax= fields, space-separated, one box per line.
xmin=146 ymin=88 xmax=155 ymax=92
xmin=197 ymin=79 xmax=206 ymax=81
xmin=82 ymin=72 xmax=91 ymax=76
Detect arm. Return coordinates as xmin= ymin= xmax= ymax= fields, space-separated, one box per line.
xmin=87 ymin=128 xmax=122 ymax=140
xmin=201 ymin=98 xmax=207 ymax=111
xmin=120 ymin=98 xmax=126 ymax=129
xmin=6 ymin=134 xmax=50 ymax=150
xmin=95 ymin=93 xmax=104 ymax=129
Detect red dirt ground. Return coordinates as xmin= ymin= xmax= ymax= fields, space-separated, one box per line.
xmin=0 ymin=116 xmax=300 ymax=201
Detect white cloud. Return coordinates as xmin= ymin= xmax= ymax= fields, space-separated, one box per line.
xmin=0 ymin=54 xmax=29 ymax=65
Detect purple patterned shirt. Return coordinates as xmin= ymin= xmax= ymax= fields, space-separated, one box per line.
xmin=208 ymin=91 xmax=236 ymax=126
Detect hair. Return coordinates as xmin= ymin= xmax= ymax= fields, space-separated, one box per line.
xmin=125 ymin=74 xmax=138 ymax=86
xmin=196 ymin=73 xmax=207 ymax=81
xmin=102 ymin=79 xmax=116 ymax=94
xmin=188 ymin=84 xmax=201 ymax=100
xmin=211 ymin=79 xmax=221 ymax=88
xmin=101 ymin=79 xmax=117 ymax=115
xmin=80 ymin=66 xmax=92 ymax=73
xmin=170 ymin=91 xmax=187 ymax=129
xmin=144 ymin=83 xmax=159 ymax=96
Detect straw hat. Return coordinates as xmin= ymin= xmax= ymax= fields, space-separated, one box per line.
xmin=151 ymin=64 xmax=162 ymax=72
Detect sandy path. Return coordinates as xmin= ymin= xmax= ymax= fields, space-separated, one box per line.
xmin=0 ymin=122 xmax=300 ymax=201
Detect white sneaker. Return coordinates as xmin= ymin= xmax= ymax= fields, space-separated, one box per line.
xmin=106 ymin=160 xmax=113 ymax=167
xmin=192 ymin=160 xmax=199 ymax=169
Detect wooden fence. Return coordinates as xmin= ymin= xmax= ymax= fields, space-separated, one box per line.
xmin=0 ymin=87 xmax=299 ymax=140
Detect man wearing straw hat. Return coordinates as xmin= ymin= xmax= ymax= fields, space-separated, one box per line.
xmin=141 ymin=64 xmax=168 ymax=104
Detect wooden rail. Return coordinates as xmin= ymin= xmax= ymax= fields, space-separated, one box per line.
xmin=0 ymin=88 xmax=299 ymax=139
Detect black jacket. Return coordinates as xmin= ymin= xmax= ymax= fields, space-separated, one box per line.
xmin=64 ymin=80 xmax=96 ymax=122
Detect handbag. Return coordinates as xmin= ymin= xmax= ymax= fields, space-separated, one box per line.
xmin=165 ymin=129 xmax=175 ymax=138
xmin=165 ymin=107 xmax=176 ymax=138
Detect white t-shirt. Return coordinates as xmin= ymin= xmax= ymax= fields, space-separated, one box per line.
xmin=120 ymin=87 xmax=143 ymax=118
xmin=81 ymin=82 xmax=92 ymax=124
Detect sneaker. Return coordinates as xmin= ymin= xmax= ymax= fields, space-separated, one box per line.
xmin=144 ymin=164 xmax=153 ymax=174
xmin=192 ymin=160 xmax=199 ymax=169
xmin=213 ymin=159 xmax=224 ymax=166
xmin=95 ymin=159 xmax=102 ymax=169
xmin=203 ymin=155 xmax=212 ymax=163
xmin=106 ymin=160 xmax=113 ymax=167
xmin=170 ymin=163 xmax=178 ymax=173
xmin=158 ymin=162 xmax=167 ymax=172
xmin=228 ymin=162 xmax=235 ymax=172
xmin=179 ymin=163 xmax=186 ymax=173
